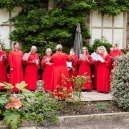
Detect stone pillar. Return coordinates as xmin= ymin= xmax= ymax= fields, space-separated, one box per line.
xmin=48 ymin=0 xmax=55 ymax=10
xmin=126 ymin=11 xmax=129 ymax=46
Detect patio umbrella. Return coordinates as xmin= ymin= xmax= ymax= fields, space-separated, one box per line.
xmin=74 ymin=23 xmax=83 ymax=58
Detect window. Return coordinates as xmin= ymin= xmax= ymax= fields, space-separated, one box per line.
xmin=0 ymin=7 xmax=21 ymax=49
xmin=90 ymin=11 xmax=127 ymax=49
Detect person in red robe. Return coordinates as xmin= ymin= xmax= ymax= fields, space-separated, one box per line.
xmin=109 ymin=43 xmax=122 ymax=71
xmin=67 ymin=48 xmax=78 ymax=78
xmin=42 ymin=48 xmax=54 ymax=92
xmin=96 ymin=46 xmax=111 ymax=93
xmin=24 ymin=46 xmax=39 ymax=91
xmin=51 ymin=44 xmax=70 ymax=92
xmin=78 ymin=47 xmax=93 ymax=91
xmin=0 ymin=44 xmax=7 ymax=90
xmin=93 ymin=47 xmax=101 ymax=89
xmin=9 ymin=42 xmax=23 ymax=92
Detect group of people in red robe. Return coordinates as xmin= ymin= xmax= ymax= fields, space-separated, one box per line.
xmin=0 ymin=43 xmax=122 ymax=93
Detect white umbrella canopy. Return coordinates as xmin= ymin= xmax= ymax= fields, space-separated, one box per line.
xmin=74 ymin=23 xmax=83 ymax=58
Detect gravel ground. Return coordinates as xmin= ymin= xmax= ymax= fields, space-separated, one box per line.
xmin=18 ymin=117 xmax=129 ymax=129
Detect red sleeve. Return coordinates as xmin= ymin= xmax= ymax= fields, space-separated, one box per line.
xmin=88 ymin=55 xmax=94 ymax=65
xmin=50 ymin=55 xmax=54 ymax=63
xmin=119 ymin=51 xmax=122 ymax=56
xmin=67 ymin=55 xmax=72 ymax=61
xmin=105 ymin=55 xmax=111 ymax=67
xmin=74 ymin=55 xmax=78 ymax=63
xmin=41 ymin=56 xmax=46 ymax=67
xmin=9 ymin=51 xmax=14 ymax=68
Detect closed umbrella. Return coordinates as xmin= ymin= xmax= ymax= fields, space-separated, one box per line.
xmin=74 ymin=23 xmax=83 ymax=58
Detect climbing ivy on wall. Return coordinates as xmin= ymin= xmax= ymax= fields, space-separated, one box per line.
xmin=0 ymin=0 xmax=128 ymax=56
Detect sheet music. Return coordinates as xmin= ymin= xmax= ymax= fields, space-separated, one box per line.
xmin=80 ymin=54 xmax=89 ymax=62
xmin=0 ymin=54 xmax=6 ymax=61
xmin=45 ymin=57 xmax=51 ymax=64
xmin=91 ymin=52 xmax=99 ymax=61
xmin=67 ymin=61 xmax=72 ymax=68
xmin=98 ymin=55 xmax=105 ymax=63
xmin=22 ymin=53 xmax=30 ymax=61
xmin=110 ymin=56 xmax=117 ymax=60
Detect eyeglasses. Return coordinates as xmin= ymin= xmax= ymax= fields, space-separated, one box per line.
xmin=82 ymin=49 xmax=86 ymax=50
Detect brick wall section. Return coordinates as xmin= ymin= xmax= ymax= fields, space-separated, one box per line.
xmin=126 ymin=11 xmax=129 ymax=46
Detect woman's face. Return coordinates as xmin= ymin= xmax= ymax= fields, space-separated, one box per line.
xmin=97 ymin=48 xmax=100 ymax=54
xmin=46 ymin=51 xmax=51 ymax=56
xmin=14 ymin=43 xmax=19 ymax=49
xmin=70 ymin=49 xmax=74 ymax=55
xmin=112 ymin=44 xmax=117 ymax=51
xmin=99 ymin=48 xmax=104 ymax=54
xmin=31 ymin=48 xmax=36 ymax=53
xmin=82 ymin=48 xmax=87 ymax=54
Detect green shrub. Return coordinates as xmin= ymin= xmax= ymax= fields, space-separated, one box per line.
xmin=91 ymin=36 xmax=112 ymax=53
xmin=111 ymin=54 xmax=129 ymax=111
xmin=96 ymin=102 xmax=107 ymax=111
xmin=0 ymin=81 xmax=60 ymax=129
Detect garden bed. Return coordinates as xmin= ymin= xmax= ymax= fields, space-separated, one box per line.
xmin=59 ymin=101 xmax=124 ymax=116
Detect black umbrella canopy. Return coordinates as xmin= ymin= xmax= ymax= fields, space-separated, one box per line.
xmin=74 ymin=23 xmax=83 ymax=58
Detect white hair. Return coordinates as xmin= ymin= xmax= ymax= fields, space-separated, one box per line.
xmin=46 ymin=48 xmax=52 ymax=53
xmin=56 ymin=44 xmax=63 ymax=50
xmin=31 ymin=46 xmax=37 ymax=51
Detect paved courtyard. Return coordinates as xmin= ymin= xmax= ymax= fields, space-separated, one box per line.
xmin=80 ymin=90 xmax=112 ymax=101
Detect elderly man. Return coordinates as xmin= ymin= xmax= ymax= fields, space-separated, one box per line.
xmin=0 ymin=44 xmax=7 ymax=90
xmin=8 ymin=42 xmax=23 ymax=92
xmin=51 ymin=44 xmax=70 ymax=93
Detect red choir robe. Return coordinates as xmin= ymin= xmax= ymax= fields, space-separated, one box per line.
xmin=51 ymin=51 xmax=70 ymax=92
xmin=42 ymin=55 xmax=54 ymax=92
xmin=0 ymin=51 xmax=7 ymax=90
xmin=24 ymin=52 xmax=39 ymax=91
xmin=96 ymin=53 xmax=111 ymax=93
xmin=93 ymin=61 xmax=97 ymax=89
xmin=78 ymin=54 xmax=93 ymax=90
xmin=67 ymin=54 xmax=78 ymax=78
xmin=109 ymin=49 xmax=122 ymax=71
xmin=9 ymin=50 xmax=23 ymax=92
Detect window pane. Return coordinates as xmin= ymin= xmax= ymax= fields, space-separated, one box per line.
xmin=0 ymin=26 xmax=10 ymax=49
xmin=114 ymin=13 xmax=123 ymax=28
xmin=92 ymin=11 xmax=102 ymax=27
xmin=11 ymin=7 xmax=21 ymax=17
xmin=103 ymin=15 xmax=112 ymax=27
xmin=91 ymin=29 xmax=101 ymax=45
xmin=103 ymin=29 xmax=112 ymax=44
xmin=0 ymin=9 xmax=9 ymax=24
xmin=114 ymin=29 xmax=123 ymax=49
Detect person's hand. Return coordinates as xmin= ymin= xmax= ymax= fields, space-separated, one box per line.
xmin=32 ymin=60 xmax=36 ymax=63
xmin=10 ymin=67 xmax=14 ymax=71
xmin=3 ymin=55 xmax=6 ymax=58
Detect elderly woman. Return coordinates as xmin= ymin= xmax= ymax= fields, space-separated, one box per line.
xmin=42 ymin=48 xmax=54 ymax=92
xmin=96 ymin=46 xmax=111 ymax=93
xmin=24 ymin=46 xmax=39 ymax=91
xmin=51 ymin=44 xmax=70 ymax=92
xmin=67 ymin=48 xmax=78 ymax=78
xmin=78 ymin=47 xmax=93 ymax=91
xmin=9 ymin=42 xmax=23 ymax=92
xmin=109 ymin=43 xmax=122 ymax=71
xmin=0 ymin=44 xmax=7 ymax=90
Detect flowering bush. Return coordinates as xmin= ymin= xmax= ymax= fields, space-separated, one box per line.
xmin=53 ymin=74 xmax=89 ymax=101
xmin=0 ymin=81 xmax=60 ymax=129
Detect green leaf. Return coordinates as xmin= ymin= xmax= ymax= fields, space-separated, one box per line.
xmin=3 ymin=110 xmax=21 ymax=129
xmin=16 ymin=81 xmax=28 ymax=90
